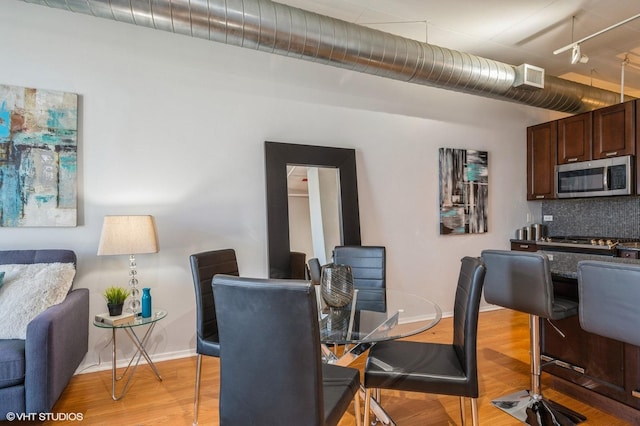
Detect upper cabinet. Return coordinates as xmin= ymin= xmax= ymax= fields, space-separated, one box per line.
xmin=557 ymin=112 xmax=592 ymax=164
xmin=527 ymin=99 xmax=639 ymax=200
xmin=592 ymin=100 xmax=635 ymax=159
xmin=527 ymin=121 xmax=557 ymax=200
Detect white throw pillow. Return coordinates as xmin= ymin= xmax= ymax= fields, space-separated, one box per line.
xmin=0 ymin=263 xmax=76 ymax=339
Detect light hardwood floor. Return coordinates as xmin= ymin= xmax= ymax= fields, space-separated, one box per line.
xmin=43 ymin=309 xmax=636 ymax=425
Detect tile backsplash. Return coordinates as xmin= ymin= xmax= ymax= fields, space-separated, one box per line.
xmin=541 ymin=196 xmax=640 ymax=238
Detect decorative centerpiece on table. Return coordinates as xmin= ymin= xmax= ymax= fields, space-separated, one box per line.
xmin=320 ymin=263 xmax=354 ymax=309
xmin=103 ymin=286 xmax=130 ymax=316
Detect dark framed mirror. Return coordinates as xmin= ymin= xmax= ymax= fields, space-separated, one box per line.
xmin=265 ymin=141 xmax=361 ymax=278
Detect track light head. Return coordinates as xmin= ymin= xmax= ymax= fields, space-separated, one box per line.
xmin=571 ymin=44 xmax=589 ymax=64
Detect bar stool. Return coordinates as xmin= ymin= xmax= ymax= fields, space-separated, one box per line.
xmin=578 ymin=261 xmax=640 ymax=370
xmin=481 ymin=250 xmax=586 ymax=425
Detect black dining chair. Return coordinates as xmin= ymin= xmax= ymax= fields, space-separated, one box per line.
xmin=189 ymin=248 xmax=239 ymax=426
xmin=212 ymin=274 xmax=362 ymax=426
xmin=290 ymin=250 xmax=308 ymax=279
xmin=363 ymin=256 xmax=485 ymax=426
xmin=578 ymin=260 xmax=640 ymax=346
xmin=333 ymin=246 xmax=386 ymax=312
xmin=481 ymin=250 xmax=586 ymax=425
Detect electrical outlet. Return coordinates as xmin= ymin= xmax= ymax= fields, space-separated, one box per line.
xmin=543 ymin=215 xmax=553 ymax=222
xmin=526 ymin=213 xmax=532 ymax=223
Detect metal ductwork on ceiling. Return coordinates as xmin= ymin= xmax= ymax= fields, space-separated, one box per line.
xmin=21 ymin=0 xmax=624 ymax=113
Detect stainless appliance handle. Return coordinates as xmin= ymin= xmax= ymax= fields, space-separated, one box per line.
xmin=603 ymin=165 xmax=609 ymax=190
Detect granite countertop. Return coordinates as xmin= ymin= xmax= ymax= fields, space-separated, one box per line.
xmin=539 ymin=250 xmax=640 ymax=280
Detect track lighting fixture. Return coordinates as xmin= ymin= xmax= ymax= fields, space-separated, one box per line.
xmin=571 ymin=44 xmax=589 ymax=65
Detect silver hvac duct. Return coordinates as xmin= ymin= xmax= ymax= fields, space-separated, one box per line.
xmin=21 ymin=0 xmax=622 ymax=113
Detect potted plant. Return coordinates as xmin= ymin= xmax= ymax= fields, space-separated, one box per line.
xmin=103 ymin=286 xmax=130 ymax=316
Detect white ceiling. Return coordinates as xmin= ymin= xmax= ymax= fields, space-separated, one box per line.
xmin=278 ymin=0 xmax=640 ymax=98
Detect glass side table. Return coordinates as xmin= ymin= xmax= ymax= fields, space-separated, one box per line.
xmin=93 ymin=309 xmax=167 ymax=400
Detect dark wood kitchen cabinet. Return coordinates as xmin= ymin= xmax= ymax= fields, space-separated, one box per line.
xmin=542 ymin=309 xmax=640 ymax=412
xmin=592 ymin=100 xmax=635 ymax=159
xmin=557 ymin=111 xmax=592 ymax=164
xmin=510 ymin=241 xmax=538 ymax=252
xmin=527 ymin=121 xmax=557 ymax=200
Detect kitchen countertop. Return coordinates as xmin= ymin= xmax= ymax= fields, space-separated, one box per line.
xmin=539 ymin=250 xmax=640 ymax=280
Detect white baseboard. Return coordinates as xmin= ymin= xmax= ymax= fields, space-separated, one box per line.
xmin=76 ymin=348 xmax=196 ymax=375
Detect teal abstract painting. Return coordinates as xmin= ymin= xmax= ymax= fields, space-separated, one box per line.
xmin=439 ymin=148 xmax=488 ymax=235
xmin=0 ymin=84 xmax=77 ymax=227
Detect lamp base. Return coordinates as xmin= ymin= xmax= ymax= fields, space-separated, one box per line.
xmin=492 ymin=390 xmax=586 ymax=426
xmin=127 ymin=254 xmax=141 ymax=315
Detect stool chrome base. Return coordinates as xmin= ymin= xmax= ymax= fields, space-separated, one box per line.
xmin=492 ymin=390 xmax=586 ymax=426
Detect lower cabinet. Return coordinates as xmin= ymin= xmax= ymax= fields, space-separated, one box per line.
xmin=541 ymin=276 xmax=640 ymax=410
xmin=542 ymin=313 xmax=640 ymax=410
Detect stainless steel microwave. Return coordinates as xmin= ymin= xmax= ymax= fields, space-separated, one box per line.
xmin=555 ymin=155 xmax=633 ymax=198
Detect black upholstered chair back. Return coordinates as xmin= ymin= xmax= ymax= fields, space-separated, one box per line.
xmin=333 ymin=246 xmax=386 ymax=312
xmin=578 ymin=261 xmax=640 ymax=347
xmin=453 ymin=256 xmax=486 ymax=390
xmin=290 ymin=251 xmax=308 ymax=279
xmin=213 ymin=275 xmax=325 ymax=425
xmin=190 ymin=249 xmax=239 ymax=357
xmin=481 ymin=250 xmax=556 ymax=319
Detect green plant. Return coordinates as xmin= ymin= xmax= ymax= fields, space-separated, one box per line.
xmin=103 ymin=286 xmax=130 ymax=305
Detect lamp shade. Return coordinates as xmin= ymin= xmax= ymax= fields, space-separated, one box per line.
xmin=97 ymin=215 xmax=159 ymax=256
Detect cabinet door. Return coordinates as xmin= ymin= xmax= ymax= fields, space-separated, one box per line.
xmin=593 ymin=101 xmax=635 ymax=159
xmin=527 ymin=121 xmax=557 ymax=200
xmin=557 ymin=112 xmax=592 ymax=164
xmin=542 ymin=315 xmax=640 ymax=410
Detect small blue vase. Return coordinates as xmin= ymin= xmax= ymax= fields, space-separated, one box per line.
xmin=141 ymin=288 xmax=152 ymax=318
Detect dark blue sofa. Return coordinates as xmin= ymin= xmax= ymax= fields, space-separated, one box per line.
xmin=0 ymin=250 xmax=89 ymax=417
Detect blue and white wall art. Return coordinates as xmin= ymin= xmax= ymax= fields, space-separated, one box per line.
xmin=439 ymin=148 xmax=488 ymax=235
xmin=0 ymin=84 xmax=78 ymax=227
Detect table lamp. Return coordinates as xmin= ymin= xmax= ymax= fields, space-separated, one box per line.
xmin=97 ymin=215 xmax=158 ymax=315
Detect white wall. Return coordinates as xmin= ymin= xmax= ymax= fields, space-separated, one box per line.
xmin=0 ymin=1 xmax=561 ymax=371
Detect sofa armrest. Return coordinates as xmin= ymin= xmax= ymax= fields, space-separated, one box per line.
xmin=24 ymin=288 xmax=89 ymax=413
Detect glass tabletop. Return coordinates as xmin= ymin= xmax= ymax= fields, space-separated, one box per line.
xmin=319 ymin=290 xmax=442 ymax=345
xmin=93 ymin=309 xmax=168 ymax=329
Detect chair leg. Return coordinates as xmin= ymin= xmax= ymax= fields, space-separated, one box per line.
xmin=470 ymin=397 xmax=479 ymax=426
xmin=460 ymin=397 xmax=478 ymax=426
xmin=363 ymin=387 xmax=372 ymax=426
xmin=353 ymin=389 xmax=362 ymax=426
xmin=530 ymin=314 xmax=542 ymax=398
xmin=193 ymin=354 xmax=202 ymax=426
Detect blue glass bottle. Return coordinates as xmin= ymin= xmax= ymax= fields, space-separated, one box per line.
xmin=141 ymin=288 xmax=152 ymax=318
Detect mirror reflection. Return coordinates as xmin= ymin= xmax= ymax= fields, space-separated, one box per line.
xmin=287 ymin=166 xmax=341 ymax=265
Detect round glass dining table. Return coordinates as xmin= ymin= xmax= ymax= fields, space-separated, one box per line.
xmin=318 ymin=289 xmax=442 ymax=426
xmin=318 ymin=288 xmax=442 ymax=366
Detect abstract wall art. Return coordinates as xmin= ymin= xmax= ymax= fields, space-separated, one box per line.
xmin=0 ymin=84 xmax=78 ymax=227
xmin=439 ymin=148 xmax=488 ymax=235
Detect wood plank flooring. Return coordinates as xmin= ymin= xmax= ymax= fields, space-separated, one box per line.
xmin=42 ymin=309 xmax=636 ymax=425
